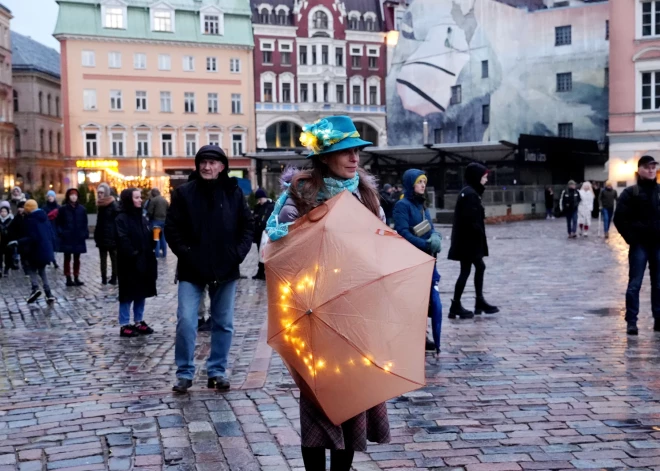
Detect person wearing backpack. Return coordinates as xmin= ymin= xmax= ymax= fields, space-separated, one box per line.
xmin=559 ymin=180 xmax=581 ymax=238
xmin=614 ymin=155 xmax=660 ymax=335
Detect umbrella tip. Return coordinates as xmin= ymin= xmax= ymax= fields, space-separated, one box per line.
xmin=305 ymin=309 xmax=313 ymax=316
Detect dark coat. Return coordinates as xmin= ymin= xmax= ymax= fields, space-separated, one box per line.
xmin=115 ymin=190 xmax=157 ymax=303
xmin=614 ymin=179 xmax=660 ymax=246
xmin=165 ymin=173 xmax=255 ymax=286
xmin=544 ymin=189 xmax=554 ymax=210
xmin=448 ymin=163 xmax=489 ymax=262
xmin=253 ymin=199 xmax=275 ymax=246
xmin=56 ymin=189 xmax=89 ymax=254
xmin=94 ymin=199 xmax=119 ymax=249
xmin=147 ymin=195 xmax=168 ymax=222
xmin=42 ymin=201 xmax=60 ymax=252
xmin=600 ymin=187 xmax=618 ymax=210
xmin=560 ymin=188 xmax=580 ymax=213
xmin=18 ymin=209 xmax=55 ymax=269
xmin=379 ymin=189 xmax=396 ymax=220
xmin=393 ymin=169 xmax=437 ymax=254
xmin=0 ymin=214 xmax=12 ymax=249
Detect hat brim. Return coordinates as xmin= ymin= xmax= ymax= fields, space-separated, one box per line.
xmin=306 ymin=137 xmax=373 ymax=158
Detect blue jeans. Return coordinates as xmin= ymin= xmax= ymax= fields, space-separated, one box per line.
xmin=626 ymin=244 xmax=660 ymax=323
xmin=602 ymin=208 xmax=613 ymax=234
xmin=429 ymin=266 xmax=442 ymax=350
xmin=175 ymin=280 xmax=237 ymax=380
xmin=119 ymin=298 xmax=145 ymax=325
xmin=565 ymin=209 xmax=578 ymax=234
xmin=151 ymin=220 xmax=167 ymax=257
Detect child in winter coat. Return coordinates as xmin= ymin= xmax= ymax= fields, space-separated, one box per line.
xmin=0 ymin=201 xmax=14 ymax=276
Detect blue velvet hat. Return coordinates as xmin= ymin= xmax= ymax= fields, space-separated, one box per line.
xmin=300 ymin=115 xmax=373 ymax=158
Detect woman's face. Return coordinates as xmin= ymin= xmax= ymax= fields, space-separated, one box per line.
xmin=480 ymin=174 xmax=489 ymax=185
xmin=323 ymin=148 xmax=360 ymax=180
xmin=132 ymin=191 xmax=142 ymax=208
xmin=414 ymin=177 xmax=427 ymax=195
xmin=69 ymin=193 xmax=78 ymax=203
xmin=0 ymin=208 xmax=8 ymax=217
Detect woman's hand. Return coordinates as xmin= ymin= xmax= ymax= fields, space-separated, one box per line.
xmin=427 ymin=233 xmax=442 ymax=254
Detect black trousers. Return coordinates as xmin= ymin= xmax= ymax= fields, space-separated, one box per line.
xmin=99 ymin=248 xmax=117 ymax=279
xmin=453 ymin=258 xmax=486 ymax=302
xmin=301 ymin=447 xmax=355 ymax=471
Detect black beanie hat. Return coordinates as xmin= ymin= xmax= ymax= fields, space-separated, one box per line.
xmin=195 ymin=145 xmax=229 ymax=172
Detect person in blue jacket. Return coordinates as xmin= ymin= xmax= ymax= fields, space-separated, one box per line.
xmin=393 ymin=168 xmax=443 ymax=353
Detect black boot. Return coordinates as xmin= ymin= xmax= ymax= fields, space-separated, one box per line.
xmin=74 ymin=277 xmax=84 ymax=286
xmin=108 ymin=275 xmax=117 ymax=285
xmin=66 ymin=276 xmax=75 ymax=287
xmin=475 ymin=297 xmax=499 ymax=315
xmin=448 ymin=299 xmax=474 ymax=319
xmin=102 ymin=276 xmax=108 ymax=285
xmin=627 ymin=322 xmax=639 ymax=335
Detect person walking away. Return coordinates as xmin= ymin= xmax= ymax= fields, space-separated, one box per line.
xmin=166 ymin=145 xmax=254 ymax=393
xmin=95 ymin=183 xmax=119 ymax=285
xmin=115 ymin=188 xmax=157 ymax=337
xmin=42 ymin=190 xmax=60 ymax=268
xmin=600 ymin=181 xmax=618 ymax=239
xmin=592 ymin=182 xmax=601 ymax=219
xmin=614 ymin=155 xmax=660 ymax=335
xmin=252 ymin=188 xmax=274 ymax=280
xmin=560 ymin=180 xmax=580 ymax=238
xmin=393 ymin=169 xmax=443 ymax=351
xmin=56 ymin=188 xmax=89 ymax=287
xmin=12 ymin=200 xmax=56 ymax=304
xmin=8 ymin=202 xmax=28 ymax=275
xmin=147 ymin=188 xmax=168 ymax=258
xmin=9 ymin=186 xmax=26 ymax=215
xmin=544 ymin=186 xmax=555 ymax=219
xmin=379 ymin=183 xmax=396 ymax=226
xmin=266 ymin=115 xmax=390 ymax=471
xmin=448 ymin=163 xmax=499 ymax=318
xmin=0 ymin=201 xmax=14 ymax=276
xmin=577 ymin=182 xmax=595 ymax=237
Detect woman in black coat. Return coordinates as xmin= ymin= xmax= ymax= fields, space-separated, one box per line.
xmin=56 ymin=188 xmax=88 ymax=286
xmin=94 ymin=183 xmax=119 ymax=285
xmin=115 ymin=188 xmax=157 ymax=338
xmin=447 ymin=163 xmax=499 ymax=318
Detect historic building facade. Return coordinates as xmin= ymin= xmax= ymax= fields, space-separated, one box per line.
xmin=251 ymin=0 xmax=388 ymax=152
xmin=0 ymin=3 xmax=13 ymax=194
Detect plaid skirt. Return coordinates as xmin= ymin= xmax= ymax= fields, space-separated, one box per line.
xmin=299 ymin=393 xmax=391 ymax=451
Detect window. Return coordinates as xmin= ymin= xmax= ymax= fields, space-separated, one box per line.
xmin=434 ymin=128 xmax=443 ymax=144
xmin=323 ymin=83 xmax=329 ymax=102
xmin=158 ymin=54 xmax=171 ymax=71
xmin=57 ymin=132 xmax=61 ymax=153
xmin=136 ymin=91 xmax=147 ymax=111
xmin=641 ymin=71 xmax=660 ymax=110
xmin=606 ymin=19 xmax=609 ymax=40
xmin=555 ymin=25 xmax=571 ymax=46
xmin=605 ymin=67 xmax=609 ymax=88
xmin=56 ymin=97 xmax=60 ymax=117
xmin=82 ymin=50 xmax=95 ymax=67
xmin=38 ymin=92 xmax=43 ymax=114
xmin=137 ymin=133 xmax=149 ymax=156
xmin=206 ymin=57 xmax=217 ymax=72
xmin=277 ymin=10 xmax=288 ymax=25
xmin=231 ymin=94 xmax=242 ymax=114
xmin=352 ymin=85 xmax=361 ymax=104
xmin=185 ymin=133 xmax=197 ymax=156
xmin=160 ymin=91 xmax=172 ymax=112
xmin=108 ymin=52 xmax=121 ymax=68
xmin=230 ymin=58 xmax=241 ymax=73
xmin=642 ymin=2 xmax=660 ymax=36
xmin=47 ymin=94 xmax=52 ymax=115
xmin=111 ymin=133 xmax=124 ymax=156
xmin=153 ymin=10 xmax=173 ymax=32
xmin=259 ymin=8 xmax=270 ymax=24
xmin=352 ymin=55 xmax=361 ymax=68
xmin=12 ymin=90 xmax=17 ymax=112
xmin=349 ymin=17 xmax=359 ymax=30
xmin=299 ymin=46 xmax=308 ymax=65
xmin=450 ymin=85 xmax=461 ymax=105
xmin=40 ymin=129 xmax=44 ymax=152
xmin=365 ymin=18 xmax=375 ymax=31
xmin=481 ymin=60 xmax=489 ymax=78
xmin=312 ymin=46 xmax=317 ymax=65
xmin=282 ymin=83 xmax=291 ymax=103
xmin=336 ymin=84 xmax=344 ymax=103
xmin=85 ymin=132 xmax=98 ymax=156
xmin=335 ymin=47 xmax=343 ymax=66
xmin=232 ymin=133 xmax=244 ymax=156
xmin=313 ymin=83 xmax=318 ymax=102
xmin=49 ymin=131 xmax=53 ymax=153
xmin=313 ymin=11 xmax=328 ymax=29
xmin=556 ymin=72 xmax=572 ymax=92
xmin=184 ymin=92 xmax=195 ymax=113
xmin=83 ymin=89 xmax=97 ymax=110
xmin=369 ymin=86 xmax=377 ymax=105
xmin=104 ymin=7 xmax=124 ymax=29
xmin=321 ymin=45 xmax=329 ymax=65
xmin=207 ymin=133 xmax=220 ymax=146
xmin=558 ymin=122 xmax=573 ymax=138
xmin=161 ymin=133 xmax=173 ymax=156
xmin=183 ymin=56 xmax=194 ymax=71
xmin=264 ymin=82 xmax=273 ymax=102
xmin=300 ymin=83 xmax=308 ymax=102
xmin=208 ymin=93 xmax=218 ymax=113
xmin=110 ymin=90 xmax=122 ymax=110
xmin=134 ymin=53 xmax=146 ymax=69
xmin=263 ymin=50 xmax=273 ymax=64
xmin=482 ymin=104 xmax=490 ymax=124
xmin=368 ymin=56 xmax=377 ymax=69
xmin=282 ymin=50 xmax=291 ymax=65
xmin=457 ymin=126 xmax=463 ymax=143
xmin=204 ymin=14 xmax=220 ymax=34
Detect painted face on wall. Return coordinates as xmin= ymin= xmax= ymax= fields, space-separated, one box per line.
xmin=394 ymin=0 xmax=471 ymax=117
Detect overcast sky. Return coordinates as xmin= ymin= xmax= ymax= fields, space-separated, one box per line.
xmin=5 ymin=0 xmax=60 ymax=51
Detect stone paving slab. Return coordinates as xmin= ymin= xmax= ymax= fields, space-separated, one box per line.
xmin=1 ymin=220 xmax=660 ymax=470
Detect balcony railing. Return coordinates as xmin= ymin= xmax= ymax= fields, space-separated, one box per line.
xmin=256 ymin=102 xmax=386 ymax=114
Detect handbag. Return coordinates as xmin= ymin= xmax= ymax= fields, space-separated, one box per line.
xmin=412 ymin=206 xmax=431 ymax=237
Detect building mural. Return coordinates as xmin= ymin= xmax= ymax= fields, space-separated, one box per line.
xmin=386 ymin=0 xmax=610 ymax=146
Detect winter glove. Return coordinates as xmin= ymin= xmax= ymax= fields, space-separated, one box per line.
xmin=427 ymin=233 xmax=442 ymax=254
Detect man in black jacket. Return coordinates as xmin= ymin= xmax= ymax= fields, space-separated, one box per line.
xmin=166 ymin=145 xmax=254 ymax=393
xmin=614 ymin=155 xmax=660 ymax=335
xmin=560 ymin=180 xmax=580 ymax=238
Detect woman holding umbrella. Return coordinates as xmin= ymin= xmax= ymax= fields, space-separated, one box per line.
xmin=266 ymin=116 xmax=390 ymax=471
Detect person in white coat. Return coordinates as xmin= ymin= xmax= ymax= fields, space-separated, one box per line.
xmin=577 ymin=182 xmax=595 ymax=237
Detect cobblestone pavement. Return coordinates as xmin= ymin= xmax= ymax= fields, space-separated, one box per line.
xmin=2 ymin=220 xmax=660 ymax=471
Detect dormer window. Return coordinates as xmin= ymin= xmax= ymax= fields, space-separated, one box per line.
xmin=102 ymin=3 xmax=126 ymax=29
xmin=347 ymin=12 xmax=361 ymax=30
xmin=364 ymin=13 xmax=377 ymax=31
xmin=204 ymin=15 xmax=220 ymax=34
xmin=277 ymin=9 xmax=288 ymax=25
xmin=153 ymin=10 xmax=173 ymax=32
xmin=260 ymin=8 xmax=270 ymax=24
xmin=314 ymin=11 xmax=328 ymax=29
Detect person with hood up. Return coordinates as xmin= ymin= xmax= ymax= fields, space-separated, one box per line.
xmin=56 ymin=188 xmax=89 ymax=286
xmin=166 ymin=145 xmax=254 ymax=393
xmin=560 ymin=180 xmax=581 ymax=238
xmin=9 ymin=186 xmax=26 ymax=215
xmin=599 ymin=181 xmax=618 ymax=238
xmin=13 ymin=200 xmax=56 ymax=304
xmin=147 ymin=188 xmax=169 ymax=258
xmin=95 ymin=183 xmax=119 ymax=285
xmin=115 ymin=188 xmax=157 ymax=337
xmin=577 ymin=181 xmax=595 ymax=237
xmin=447 ymin=163 xmax=499 ymax=318
xmin=42 ymin=190 xmax=60 ymax=268
xmin=0 ymin=201 xmax=14 ymax=276
xmin=252 ymin=188 xmax=275 ymax=280
xmin=393 ymin=169 xmax=443 ymax=352
xmin=379 ymin=183 xmax=396 ymax=226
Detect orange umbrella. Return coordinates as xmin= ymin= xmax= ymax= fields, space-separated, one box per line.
xmin=264 ymin=191 xmax=435 ymax=425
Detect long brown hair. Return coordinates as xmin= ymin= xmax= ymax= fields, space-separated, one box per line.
xmin=287 ymin=156 xmax=381 ymax=218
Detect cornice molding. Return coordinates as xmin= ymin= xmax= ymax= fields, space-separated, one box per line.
xmin=54 ymin=34 xmax=254 ymax=50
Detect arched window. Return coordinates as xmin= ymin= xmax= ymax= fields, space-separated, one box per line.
xmin=313 ymin=11 xmax=328 ymax=29
xmin=365 ymin=18 xmax=375 ymax=31
xmin=349 ymin=16 xmax=360 ymax=30
xmin=55 ymin=97 xmax=60 ymax=117
xmin=47 ymin=94 xmax=52 ymax=115
xmin=12 ymin=90 xmax=17 ymax=112
xmin=38 ymin=92 xmax=43 ymax=114
xmin=277 ymin=9 xmax=288 ymax=25
xmin=14 ymin=128 xmax=19 ymax=153
xmin=39 ymin=129 xmax=44 ymax=152
xmin=259 ymin=8 xmax=270 ymax=23
xmin=49 ymin=130 xmax=53 ymax=153
xmin=265 ymin=121 xmax=303 ymax=149
xmin=57 ymin=132 xmax=61 ymax=154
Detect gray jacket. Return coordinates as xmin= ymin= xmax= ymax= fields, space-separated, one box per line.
xmin=147 ymin=195 xmax=169 ymax=221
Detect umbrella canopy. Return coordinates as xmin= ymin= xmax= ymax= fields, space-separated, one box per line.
xmin=264 ymin=191 xmax=435 ymax=425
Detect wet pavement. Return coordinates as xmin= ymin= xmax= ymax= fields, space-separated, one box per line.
xmin=1 ymin=219 xmax=660 ymax=470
